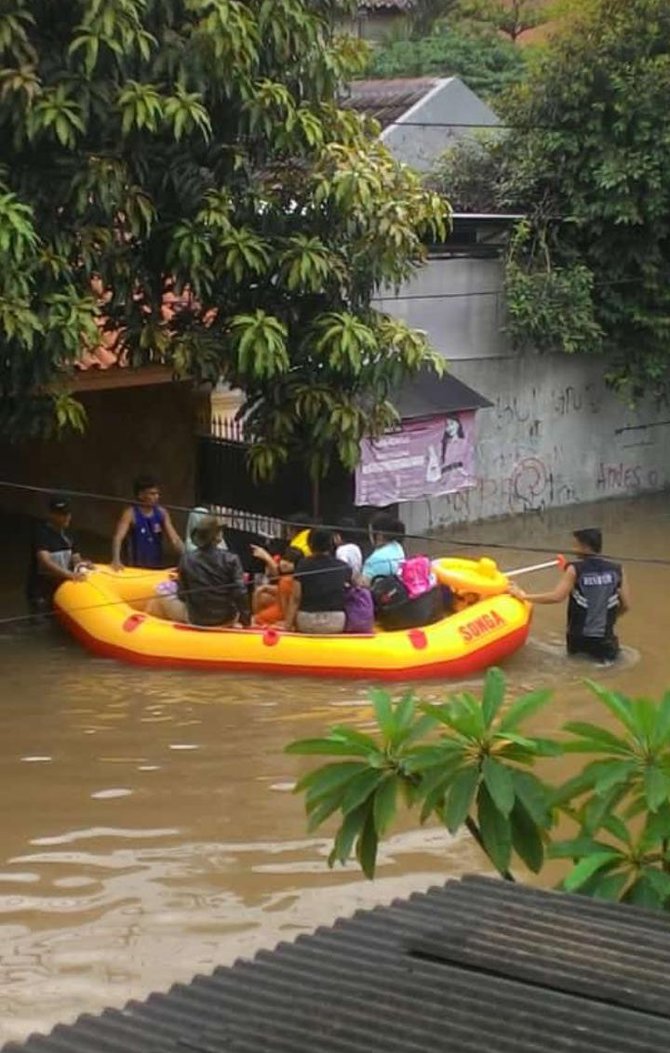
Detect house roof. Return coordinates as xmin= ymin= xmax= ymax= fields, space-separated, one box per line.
xmin=397 ymin=368 xmax=492 ymax=419
xmin=357 ymin=0 xmax=413 ymax=9
xmin=344 ymin=76 xmax=443 ymax=129
xmin=9 ymin=874 xmax=670 ymax=1053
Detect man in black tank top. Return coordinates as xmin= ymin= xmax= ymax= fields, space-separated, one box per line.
xmin=509 ymin=528 xmax=630 ymax=664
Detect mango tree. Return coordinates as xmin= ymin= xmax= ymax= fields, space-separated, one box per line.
xmin=0 ymin=0 xmax=447 ymax=497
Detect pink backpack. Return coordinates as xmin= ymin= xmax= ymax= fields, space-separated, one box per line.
xmin=399 ymin=555 xmax=434 ymax=599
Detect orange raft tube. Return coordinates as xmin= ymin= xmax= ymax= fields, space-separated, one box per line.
xmin=54 ymin=563 xmax=531 ymax=681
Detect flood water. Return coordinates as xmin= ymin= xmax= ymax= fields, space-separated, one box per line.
xmin=0 ymin=494 xmax=668 ymax=1044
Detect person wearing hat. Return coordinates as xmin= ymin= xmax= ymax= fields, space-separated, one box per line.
xmin=26 ymin=497 xmax=89 ymax=616
xmin=148 ymin=515 xmax=250 ymax=627
xmin=509 ymin=527 xmax=630 ymax=665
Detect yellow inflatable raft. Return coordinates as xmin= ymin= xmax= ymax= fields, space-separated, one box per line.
xmin=54 ymin=563 xmax=530 ymax=681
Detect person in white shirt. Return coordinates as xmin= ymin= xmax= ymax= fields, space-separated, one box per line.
xmin=333 ymin=518 xmax=363 ymax=576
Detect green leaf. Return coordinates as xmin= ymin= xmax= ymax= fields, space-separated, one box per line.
xmin=373 ymin=776 xmax=398 ymax=836
xmin=624 ymin=874 xmax=663 ymax=910
xmin=443 ymin=766 xmax=480 ymax=834
xmin=481 ymin=667 xmax=506 ymax=728
xmin=296 ymin=761 xmax=366 ymax=798
xmin=589 ymin=870 xmax=629 ymax=902
xmin=286 ymin=737 xmax=377 ymax=758
xmin=582 ymin=783 xmax=629 ymax=834
xmin=341 ymin=768 xmax=385 ymax=815
xmin=563 ymin=851 xmax=622 ymax=893
xmin=548 ymin=837 xmax=609 ymax=860
xmin=328 ymin=804 xmax=367 ymax=868
xmin=498 ymin=689 xmax=553 ymax=733
xmin=562 ymin=722 xmax=632 ymax=756
xmin=370 ymin=688 xmax=395 ymax=741
xmin=356 ymin=807 xmax=379 ymax=880
xmin=477 ymin=784 xmax=512 ymax=876
xmin=641 ymin=866 xmax=670 ymax=903
xmin=306 ymin=793 xmax=345 ymax=832
xmin=510 ymin=798 xmax=544 ymax=873
xmin=481 ymin=756 xmax=515 ymax=818
xmin=512 ymin=770 xmax=552 ymax=828
xmin=652 ymin=691 xmax=670 ymax=749
xmin=585 ymin=682 xmax=637 ymax=736
xmin=594 ymin=760 xmax=637 ymax=795
xmin=601 ymin=813 xmax=632 ymax=846
xmin=644 ymin=765 xmax=670 ymax=812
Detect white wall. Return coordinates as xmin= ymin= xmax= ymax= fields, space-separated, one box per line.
xmin=379 ymin=258 xmax=670 ymax=528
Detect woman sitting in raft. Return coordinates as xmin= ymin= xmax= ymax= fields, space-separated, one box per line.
xmin=285 ymin=528 xmax=352 ymax=635
xmin=361 ymin=513 xmax=406 ymax=583
xmin=148 ymin=516 xmax=250 ymax=628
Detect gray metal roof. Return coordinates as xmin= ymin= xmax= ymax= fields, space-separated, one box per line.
xmin=7 ymin=874 xmax=670 ymax=1052
xmin=395 ymin=369 xmax=492 ymax=419
xmin=343 ymin=77 xmax=444 ymax=130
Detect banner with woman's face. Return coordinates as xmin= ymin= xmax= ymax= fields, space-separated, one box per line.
xmin=355 ymin=411 xmax=477 ymax=506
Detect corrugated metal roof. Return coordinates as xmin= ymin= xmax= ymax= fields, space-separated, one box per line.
xmin=6 ymin=874 xmax=670 ymax=1053
xmin=358 ymin=1 xmax=414 ymax=10
xmin=344 ymin=77 xmax=444 ymax=129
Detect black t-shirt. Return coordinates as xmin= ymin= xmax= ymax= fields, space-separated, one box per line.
xmin=295 ymin=554 xmax=352 ymax=613
xmin=27 ymin=522 xmax=74 ymax=599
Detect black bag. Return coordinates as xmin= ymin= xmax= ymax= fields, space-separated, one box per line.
xmin=370 ymin=574 xmax=410 ymax=614
xmin=376 ymin=586 xmax=445 ymax=632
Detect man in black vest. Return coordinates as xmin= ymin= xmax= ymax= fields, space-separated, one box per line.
xmin=509 ymin=528 xmax=630 ymax=664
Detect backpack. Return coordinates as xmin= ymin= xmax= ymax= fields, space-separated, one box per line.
xmin=343 ymin=586 xmax=375 ymax=634
xmin=399 ymin=555 xmax=433 ymax=599
xmin=371 ymin=574 xmax=410 ymax=613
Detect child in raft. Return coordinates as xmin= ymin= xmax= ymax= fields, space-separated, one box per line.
xmin=250 ymin=514 xmax=315 ymax=626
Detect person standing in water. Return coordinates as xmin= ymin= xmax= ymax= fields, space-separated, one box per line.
xmin=509 ymin=528 xmax=630 ymax=664
xmin=26 ymin=497 xmax=90 ymax=615
xmin=111 ymin=475 xmax=184 ymax=570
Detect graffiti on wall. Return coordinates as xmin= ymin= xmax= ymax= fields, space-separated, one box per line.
xmin=596 ymin=462 xmax=660 ymax=493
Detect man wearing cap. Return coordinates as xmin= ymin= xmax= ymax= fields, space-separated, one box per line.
xmin=148 ymin=515 xmax=250 ymax=627
xmin=509 ymin=528 xmax=630 ymax=664
xmin=26 ymin=497 xmax=87 ymax=616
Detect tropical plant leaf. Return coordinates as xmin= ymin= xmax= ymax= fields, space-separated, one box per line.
xmin=562 ymin=722 xmax=632 ymax=756
xmin=356 ymin=807 xmax=379 ymax=879
xmin=641 ymin=866 xmax=670 ymax=903
xmin=341 ymin=768 xmax=386 ymax=815
xmin=581 ymin=783 xmax=629 ymax=834
xmin=510 ymin=798 xmax=544 ymax=873
xmin=443 ymin=766 xmax=480 ymax=834
xmin=373 ymin=775 xmax=398 ymax=836
xmin=588 ymin=870 xmax=629 ymax=902
xmin=548 ymin=837 xmax=610 ymax=860
xmin=286 ymin=736 xmax=376 ymax=758
xmin=594 ymin=760 xmax=637 ymax=796
xmin=481 ymin=667 xmax=506 ymax=729
xmin=482 ymin=756 xmax=515 ymax=818
xmin=585 ymin=682 xmax=637 ymax=736
xmin=563 ymin=851 xmax=622 ymax=893
xmin=297 ymin=760 xmax=367 ymax=799
xmin=328 ymin=803 xmax=368 ymax=868
xmin=369 ymin=688 xmax=395 ymax=741
xmin=477 ymin=784 xmax=512 ymax=876
xmin=498 ymin=689 xmax=553 ymax=733
xmin=644 ymin=765 xmax=670 ymax=812
xmin=512 ymin=770 xmax=552 ymax=828
xmin=623 ymin=874 xmax=663 ymax=910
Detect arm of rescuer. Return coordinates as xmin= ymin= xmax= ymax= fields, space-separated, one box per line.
xmin=508 ymin=564 xmax=577 ymax=605
xmin=617 ymin=570 xmax=631 ymax=616
xmin=111 ymin=506 xmax=134 ymax=570
xmin=36 ymin=549 xmax=82 ymax=583
xmin=161 ymin=507 xmax=185 ymax=558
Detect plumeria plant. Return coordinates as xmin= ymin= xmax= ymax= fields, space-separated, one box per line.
xmin=287 ymin=670 xmax=670 ymax=910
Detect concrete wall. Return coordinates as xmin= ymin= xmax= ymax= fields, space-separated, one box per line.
xmin=379 ymin=257 xmax=670 ymax=529
xmin=0 ymin=381 xmax=199 ymax=540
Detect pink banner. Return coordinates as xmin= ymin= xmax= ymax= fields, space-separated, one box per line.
xmin=355 ymin=412 xmax=477 ymax=507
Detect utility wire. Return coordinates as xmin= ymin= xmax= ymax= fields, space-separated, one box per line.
xmin=1 ymin=478 xmax=669 ymax=564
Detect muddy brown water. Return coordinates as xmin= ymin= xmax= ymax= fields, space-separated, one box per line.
xmin=0 ymin=495 xmax=668 ymax=1043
